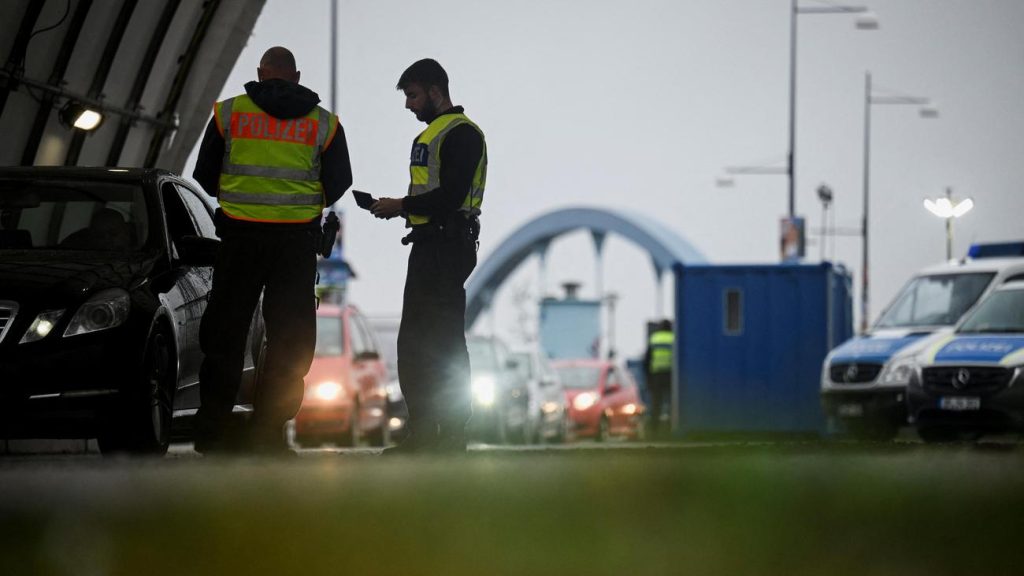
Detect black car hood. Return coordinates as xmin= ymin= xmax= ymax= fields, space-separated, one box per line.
xmin=0 ymin=251 xmax=160 ymax=304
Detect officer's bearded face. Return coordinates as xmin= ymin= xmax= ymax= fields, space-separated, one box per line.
xmin=404 ymin=84 xmax=440 ymax=123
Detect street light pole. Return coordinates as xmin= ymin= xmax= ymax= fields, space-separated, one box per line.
xmin=788 ymin=0 xmax=799 ymax=220
xmin=861 ymin=72 xmax=872 ymax=334
xmin=860 ymin=73 xmax=937 ymax=332
xmin=788 ymin=2 xmax=875 ymax=221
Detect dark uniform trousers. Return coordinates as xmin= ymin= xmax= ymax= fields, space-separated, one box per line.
xmin=647 ymin=372 xmax=671 ymax=435
xmin=397 ymin=231 xmax=477 ymax=440
xmin=196 ymin=227 xmax=319 ymax=441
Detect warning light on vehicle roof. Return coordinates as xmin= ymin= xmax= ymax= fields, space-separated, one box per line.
xmin=59 ymin=101 xmax=104 ymax=131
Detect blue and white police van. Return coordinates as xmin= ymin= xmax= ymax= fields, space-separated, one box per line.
xmin=905 ymin=280 xmax=1024 ymax=442
xmin=820 ymin=242 xmax=1024 ymax=439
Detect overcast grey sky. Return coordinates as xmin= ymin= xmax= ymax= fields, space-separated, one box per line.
xmin=186 ymin=0 xmax=1024 ymax=359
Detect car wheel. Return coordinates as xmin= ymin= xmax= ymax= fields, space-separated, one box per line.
xmin=535 ymin=412 xmax=547 ymax=445
xmin=631 ymin=416 xmax=647 ymax=442
xmin=556 ymin=410 xmax=572 ymax=444
xmin=340 ymin=398 xmax=361 ymax=448
xmin=368 ymin=403 xmax=391 ymax=447
xmin=597 ymin=415 xmax=611 ymax=442
xmin=99 ymin=325 xmax=174 ymax=456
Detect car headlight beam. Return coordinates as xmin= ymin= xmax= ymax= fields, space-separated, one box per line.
xmin=472 ymin=376 xmax=497 ymax=407
xmin=573 ymin=392 xmax=597 ymax=411
xmin=313 ymin=381 xmax=344 ymax=401
xmin=64 ymin=288 xmax=130 ymax=337
xmin=20 ymin=310 xmax=65 ymax=344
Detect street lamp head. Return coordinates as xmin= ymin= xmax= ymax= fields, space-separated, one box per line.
xmin=924 ymin=196 xmax=973 ymax=219
xmin=919 ymin=105 xmax=939 ymax=119
xmin=715 ymin=176 xmax=736 ymax=188
xmin=952 ymin=197 xmax=974 ymax=218
xmin=816 ymin=183 xmax=833 ymax=204
xmin=855 ymin=12 xmax=880 ymax=30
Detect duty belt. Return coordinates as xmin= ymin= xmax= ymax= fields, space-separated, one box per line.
xmin=401 ymin=216 xmax=480 ymax=246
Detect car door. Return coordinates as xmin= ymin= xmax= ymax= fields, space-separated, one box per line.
xmin=350 ymin=310 xmax=386 ymax=423
xmin=160 ymin=181 xmax=214 ymax=410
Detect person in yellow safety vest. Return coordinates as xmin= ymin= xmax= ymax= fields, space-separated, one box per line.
xmin=371 ymin=59 xmax=487 ymax=454
xmin=191 ymin=46 xmax=353 ymax=455
xmin=644 ymin=319 xmax=675 ymax=439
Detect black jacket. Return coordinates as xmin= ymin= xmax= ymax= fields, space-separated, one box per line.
xmin=193 ymin=79 xmax=353 ymax=230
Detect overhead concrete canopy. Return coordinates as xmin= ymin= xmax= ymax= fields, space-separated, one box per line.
xmin=0 ymin=0 xmax=265 ymax=172
xmin=466 ymin=206 xmax=707 ymax=328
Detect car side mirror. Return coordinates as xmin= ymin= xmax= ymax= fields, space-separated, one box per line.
xmin=505 ymin=358 xmax=520 ymax=370
xmin=604 ymin=383 xmax=621 ymax=396
xmin=354 ymin=350 xmax=379 ymax=362
xmin=176 ymin=235 xmax=220 ymax=267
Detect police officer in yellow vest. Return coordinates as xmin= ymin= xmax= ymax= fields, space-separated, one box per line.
xmin=371 ymin=59 xmax=486 ymax=454
xmin=192 ymin=47 xmax=352 ymax=454
xmin=644 ymin=319 xmax=675 ymax=438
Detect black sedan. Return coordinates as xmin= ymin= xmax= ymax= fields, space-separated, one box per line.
xmin=0 ymin=167 xmax=262 ymax=455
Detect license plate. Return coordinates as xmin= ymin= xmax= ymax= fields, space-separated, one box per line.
xmin=838 ymin=403 xmax=864 ymax=418
xmin=939 ymin=396 xmax=981 ymax=411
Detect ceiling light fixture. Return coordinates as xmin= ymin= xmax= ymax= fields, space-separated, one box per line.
xmin=59 ymin=100 xmax=104 ymax=131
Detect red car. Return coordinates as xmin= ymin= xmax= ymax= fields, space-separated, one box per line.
xmin=551 ymin=359 xmax=646 ymax=441
xmin=293 ymin=304 xmax=390 ymax=447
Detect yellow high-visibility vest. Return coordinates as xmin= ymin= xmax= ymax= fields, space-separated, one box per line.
xmin=407 ymin=113 xmax=487 ymax=225
xmin=214 ymin=94 xmax=339 ymax=222
xmin=649 ymin=330 xmax=674 ymax=374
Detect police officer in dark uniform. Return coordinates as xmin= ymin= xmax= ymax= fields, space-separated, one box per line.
xmin=371 ymin=59 xmax=487 ymax=454
xmin=192 ymin=46 xmax=352 ymax=454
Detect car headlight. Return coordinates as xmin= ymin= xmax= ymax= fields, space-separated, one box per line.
xmin=313 ymin=381 xmax=344 ymax=401
xmin=621 ymin=403 xmax=638 ymax=415
xmin=472 ymin=376 xmax=496 ymax=407
xmin=19 ymin=309 xmax=65 ymax=344
xmin=385 ymin=381 xmax=403 ymax=402
xmin=879 ymin=359 xmax=917 ymax=386
xmin=63 ymin=288 xmax=130 ymax=337
xmin=573 ymin=392 xmax=597 ymax=411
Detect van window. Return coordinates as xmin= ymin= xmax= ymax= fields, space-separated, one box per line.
xmin=875 ymin=273 xmax=995 ymax=328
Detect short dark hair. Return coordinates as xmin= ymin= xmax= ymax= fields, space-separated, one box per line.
xmin=397 ymin=58 xmax=449 ymax=98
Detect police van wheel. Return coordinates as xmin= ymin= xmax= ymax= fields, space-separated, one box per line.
xmin=918 ymin=426 xmax=961 ymax=444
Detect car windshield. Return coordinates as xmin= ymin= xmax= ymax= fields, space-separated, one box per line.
xmin=874 ymin=272 xmax=995 ymax=329
xmin=958 ymin=289 xmax=1024 ymax=334
xmin=554 ymin=365 xmax=602 ymax=389
xmin=0 ymin=180 xmax=149 ymax=252
xmin=468 ymin=339 xmax=499 ymax=372
xmin=370 ymin=321 xmax=399 ymax=374
xmin=315 ymin=316 xmax=345 ymax=356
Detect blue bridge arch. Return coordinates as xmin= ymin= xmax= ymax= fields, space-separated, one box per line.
xmin=466 ymin=206 xmax=708 ymax=328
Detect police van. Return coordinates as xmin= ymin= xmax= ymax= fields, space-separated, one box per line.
xmin=820 ymin=242 xmax=1024 ymax=439
xmin=906 ymin=280 xmax=1024 ymax=442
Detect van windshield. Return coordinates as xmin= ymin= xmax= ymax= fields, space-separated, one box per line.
xmin=874 ymin=273 xmax=995 ymax=329
xmin=959 ymin=289 xmax=1024 ymax=334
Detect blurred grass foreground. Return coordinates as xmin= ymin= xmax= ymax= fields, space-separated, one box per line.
xmin=1 ymin=443 xmax=1023 ymax=576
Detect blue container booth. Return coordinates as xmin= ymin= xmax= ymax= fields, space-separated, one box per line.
xmin=673 ymin=263 xmax=852 ymax=436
